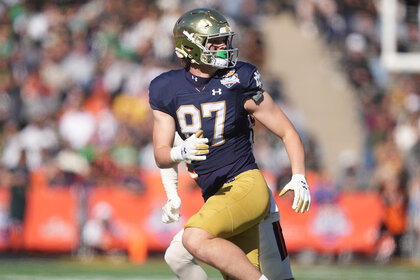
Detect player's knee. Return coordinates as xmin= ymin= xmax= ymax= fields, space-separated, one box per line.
xmin=181 ymin=229 xmax=197 ymax=254
xmin=164 ymin=244 xmax=181 ymax=269
xmin=182 ymin=228 xmax=208 ymax=257
xmin=164 ymin=241 xmax=192 ymax=272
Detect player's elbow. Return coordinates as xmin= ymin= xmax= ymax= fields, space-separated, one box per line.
xmin=155 ymin=160 xmax=172 ymax=169
xmin=155 ymin=160 xmax=166 ymax=169
xmin=155 ymin=157 xmax=178 ymax=169
xmin=283 ymin=128 xmax=303 ymax=144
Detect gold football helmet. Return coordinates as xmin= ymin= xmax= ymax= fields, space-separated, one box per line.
xmin=173 ymin=8 xmax=238 ymax=68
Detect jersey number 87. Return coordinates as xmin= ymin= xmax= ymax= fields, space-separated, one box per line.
xmin=176 ymin=101 xmax=226 ymax=146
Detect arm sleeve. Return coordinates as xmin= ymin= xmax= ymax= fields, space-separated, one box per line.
xmin=160 ymin=166 xmax=179 ymax=200
xmin=160 ymin=131 xmax=183 ymax=199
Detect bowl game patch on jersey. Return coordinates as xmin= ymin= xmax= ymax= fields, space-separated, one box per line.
xmin=220 ymin=70 xmax=240 ymax=88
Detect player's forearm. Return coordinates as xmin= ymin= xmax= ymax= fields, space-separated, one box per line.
xmin=154 ymin=146 xmax=179 ymax=168
xmin=246 ymin=93 xmax=306 ymax=175
xmin=282 ymin=130 xmax=306 ymax=176
xmin=152 ymin=109 xmax=179 ymax=168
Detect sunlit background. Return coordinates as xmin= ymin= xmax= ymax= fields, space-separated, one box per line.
xmin=0 ymin=0 xmax=419 ymax=279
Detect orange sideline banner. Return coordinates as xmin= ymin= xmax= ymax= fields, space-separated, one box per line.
xmin=274 ymin=191 xmax=383 ymax=254
xmin=3 ymin=169 xmax=384 ymax=255
xmin=23 ymin=187 xmax=79 ymax=252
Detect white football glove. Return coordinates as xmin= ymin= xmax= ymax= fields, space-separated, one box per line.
xmin=279 ymin=174 xmax=311 ymax=213
xmin=170 ymin=130 xmax=209 ymax=162
xmin=162 ymin=195 xmax=182 ymax=223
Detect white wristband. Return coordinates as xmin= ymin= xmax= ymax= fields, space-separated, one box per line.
xmin=170 ymin=146 xmax=183 ymax=162
xmin=292 ymin=174 xmax=306 ymax=181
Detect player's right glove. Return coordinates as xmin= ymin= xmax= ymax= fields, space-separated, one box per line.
xmin=170 ymin=130 xmax=209 ymax=162
xmin=279 ymin=174 xmax=311 ymax=213
xmin=160 ymin=167 xmax=182 ymax=223
xmin=161 ymin=195 xmax=182 ymax=223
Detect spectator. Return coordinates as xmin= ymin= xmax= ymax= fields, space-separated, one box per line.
xmin=377 ymin=168 xmax=409 ymax=259
xmin=59 ymin=86 xmax=95 ymax=150
xmin=8 ymin=150 xmax=29 ymax=226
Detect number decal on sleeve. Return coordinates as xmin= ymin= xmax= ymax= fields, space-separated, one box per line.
xmin=176 ymin=101 xmax=226 ymax=146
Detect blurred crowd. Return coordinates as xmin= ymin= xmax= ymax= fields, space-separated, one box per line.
xmin=0 ymin=0 xmax=419 ymax=260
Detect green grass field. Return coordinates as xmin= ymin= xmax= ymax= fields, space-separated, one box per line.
xmin=0 ymin=255 xmax=419 ymax=280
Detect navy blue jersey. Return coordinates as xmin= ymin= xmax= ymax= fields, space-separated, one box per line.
xmin=149 ymin=61 xmax=263 ymax=200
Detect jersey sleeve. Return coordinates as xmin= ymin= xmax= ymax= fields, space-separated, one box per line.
xmin=148 ymin=74 xmax=173 ymax=115
xmin=238 ymin=63 xmax=264 ymax=103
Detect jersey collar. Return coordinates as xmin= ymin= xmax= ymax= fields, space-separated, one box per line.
xmin=185 ymin=71 xmax=211 ymax=87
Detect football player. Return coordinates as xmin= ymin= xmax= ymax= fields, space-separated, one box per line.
xmin=149 ymin=8 xmax=310 ymax=280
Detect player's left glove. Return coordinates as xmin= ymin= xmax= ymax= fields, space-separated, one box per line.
xmin=162 ymin=195 xmax=182 ymax=223
xmin=279 ymin=174 xmax=311 ymax=213
xmin=170 ymin=130 xmax=209 ymax=162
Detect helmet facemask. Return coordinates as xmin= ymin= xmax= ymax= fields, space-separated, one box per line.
xmin=199 ymin=32 xmax=238 ymax=68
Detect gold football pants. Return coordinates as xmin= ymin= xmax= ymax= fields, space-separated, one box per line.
xmin=185 ymin=169 xmax=270 ymax=269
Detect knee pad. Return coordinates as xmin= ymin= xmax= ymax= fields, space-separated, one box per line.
xmin=164 ymin=240 xmax=208 ymax=280
xmin=165 ymin=240 xmax=194 ymax=271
